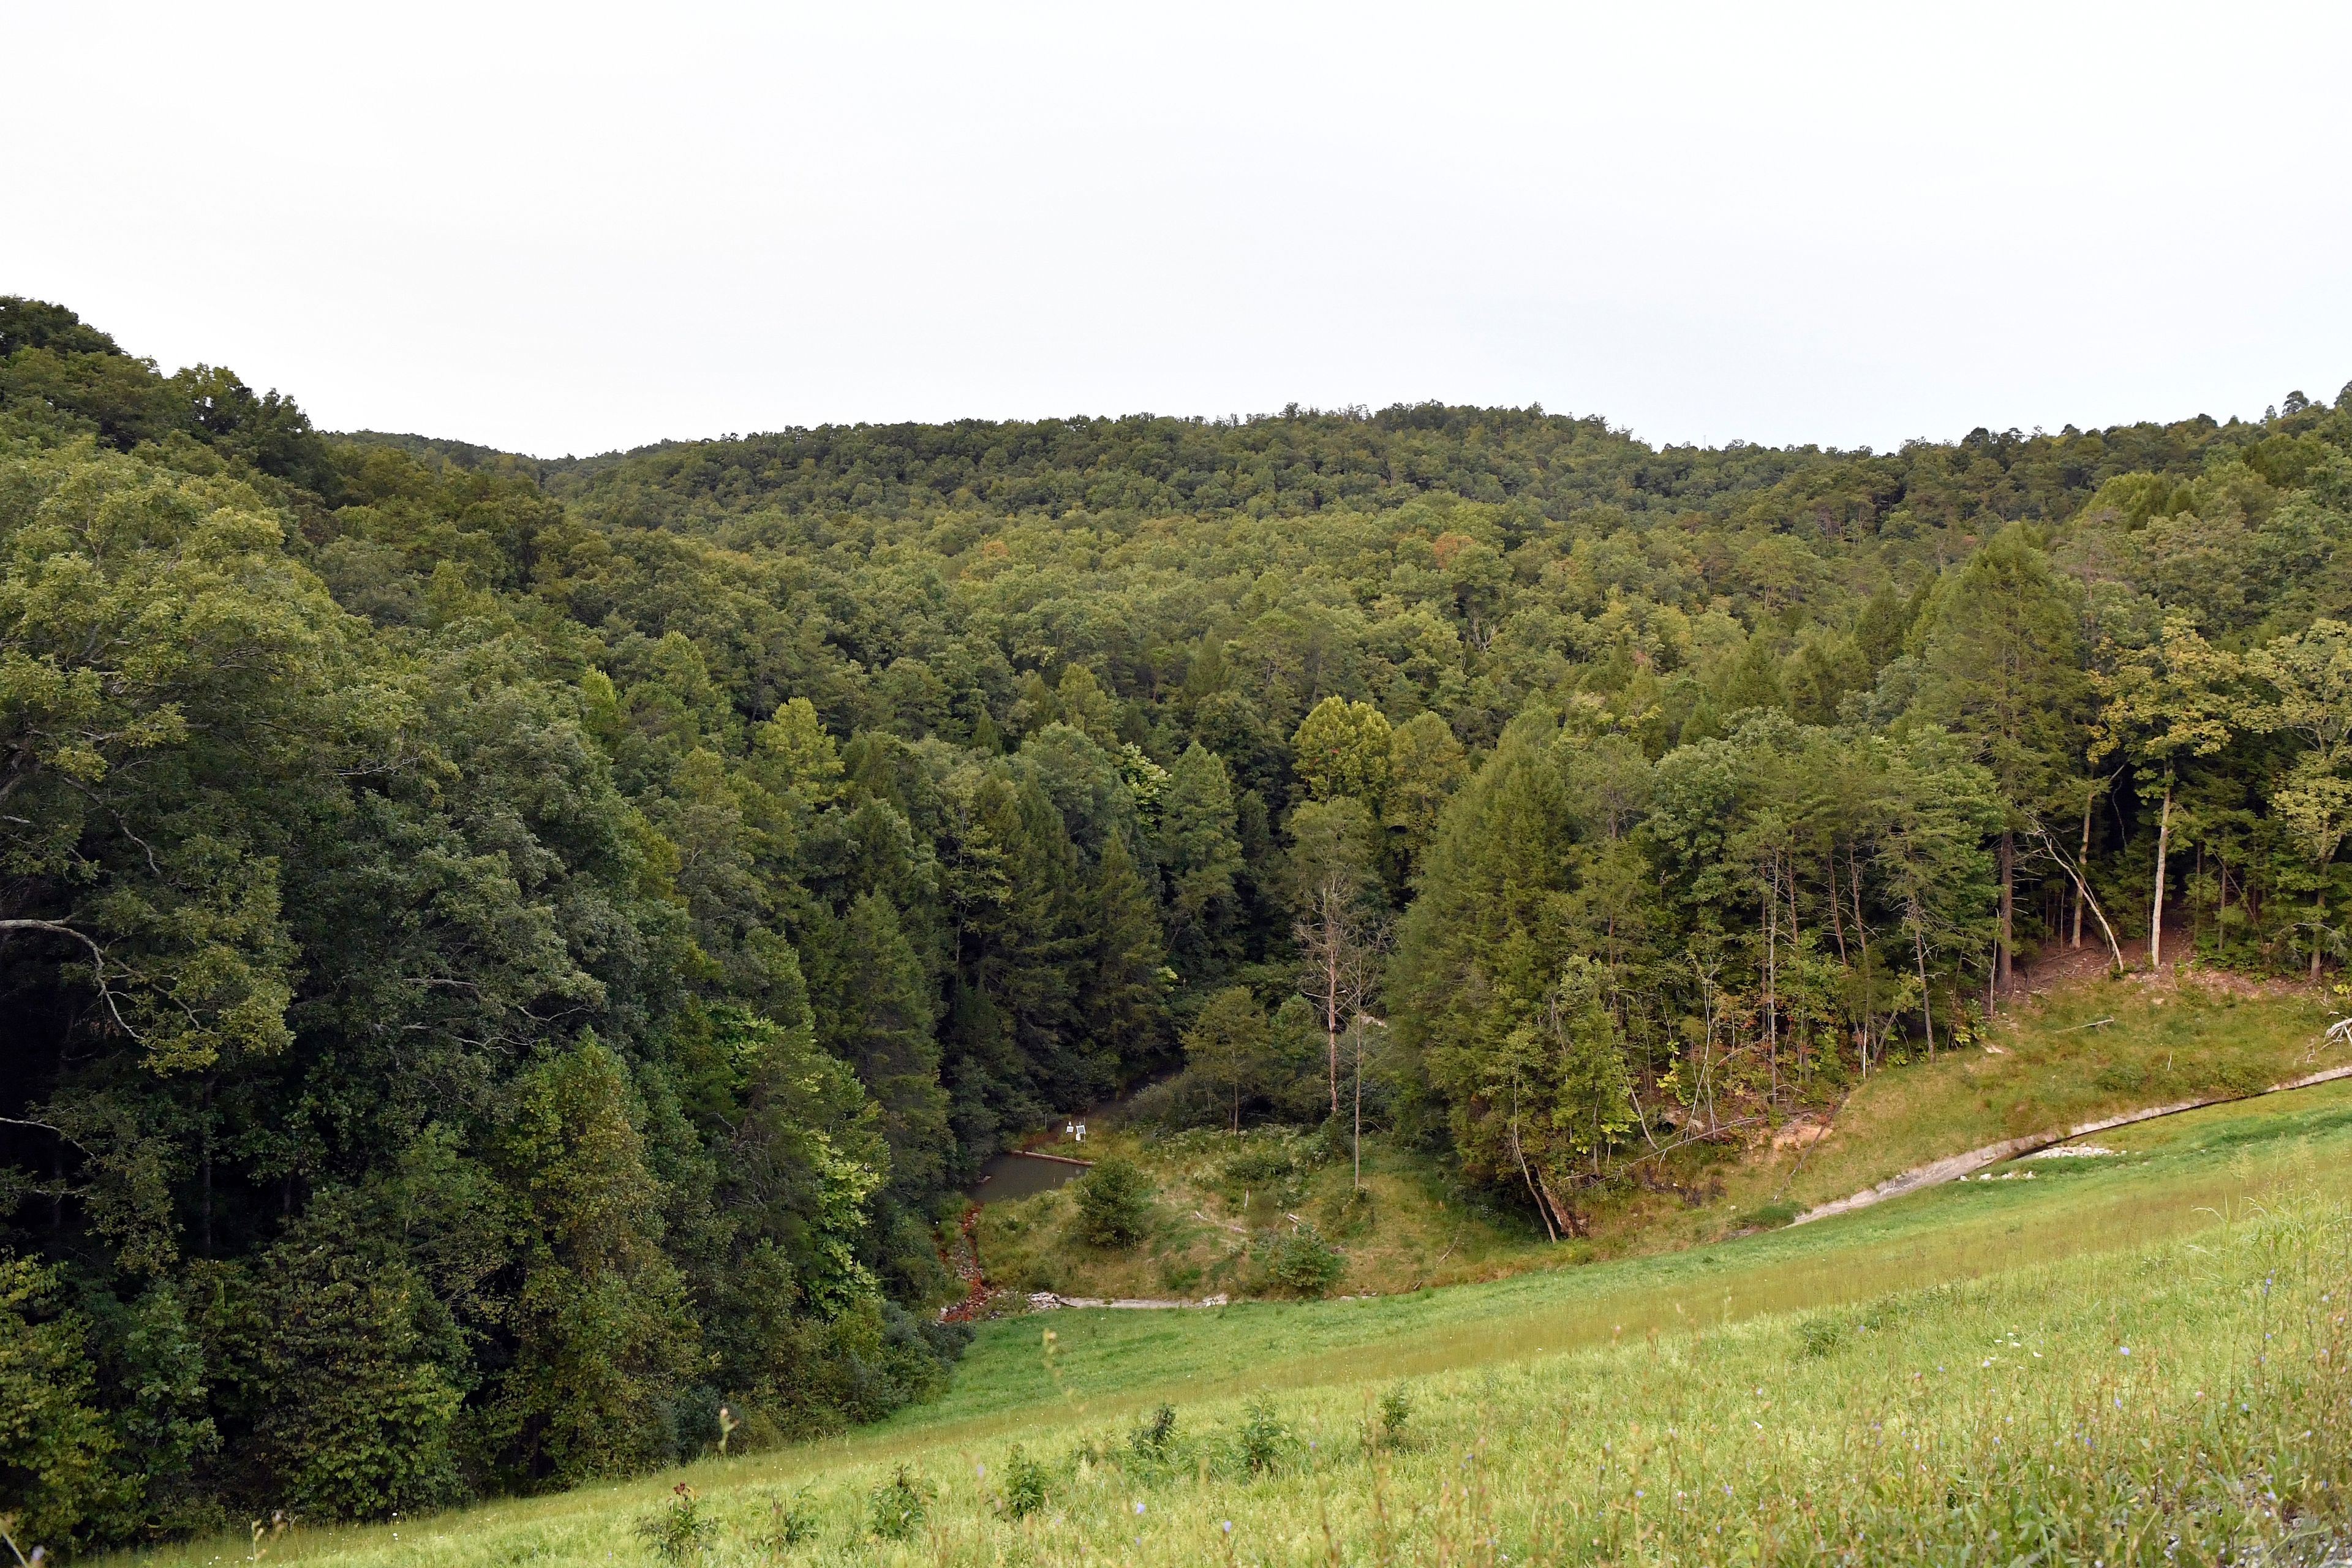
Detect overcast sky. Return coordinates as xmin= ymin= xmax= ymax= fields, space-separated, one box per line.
xmin=9 ymin=2 xmax=2350 ymax=458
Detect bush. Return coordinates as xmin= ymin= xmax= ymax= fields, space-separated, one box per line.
xmin=1130 ymin=1403 xmax=1178 ymax=1458
xmin=1798 ymin=1315 xmax=1846 ymax=1359
xmin=636 ymin=1484 xmax=714 ymax=1564
xmin=0 ymin=1256 xmax=135 ymax=1553
xmin=995 ymin=1444 xmax=1047 ymax=1520
xmin=1236 ymin=1397 xmax=1290 ymax=1474
xmin=868 ymin=1464 xmax=932 ymax=1540
xmin=1072 ymin=1158 xmax=1153 ymax=1248
xmin=1377 ymin=1384 xmax=1414 ymax=1447
xmin=748 ymin=1488 xmax=818 ymax=1556
xmin=1262 ymin=1225 xmax=1346 ymax=1296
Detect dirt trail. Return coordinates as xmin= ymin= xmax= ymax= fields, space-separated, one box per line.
xmin=1790 ymin=1062 xmax=2352 ymax=1227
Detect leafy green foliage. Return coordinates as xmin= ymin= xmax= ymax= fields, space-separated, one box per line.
xmin=1259 ymin=1225 xmax=1346 ymax=1297
xmin=1072 ymin=1158 xmax=1154 ymax=1248
xmin=635 ymin=1483 xmax=714 ymax=1564
xmin=0 ymin=1257 xmax=134 ymax=1551
xmin=1131 ymin=1402 xmax=1178 ymax=1457
xmin=748 ymin=1488 xmax=818 ymax=1555
xmin=993 ymin=1444 xmax=1048 ymax=1520
xmin=1376 ymin=1383 xmax=1414 ymax=1447
xmin=867 ymin=1465 xmax=932 ymax=1541
xmin=5 ymin=298 xmax=2352 ymax=1547
xmin=1235 ymin=1396 xmax=1291 ymax=1474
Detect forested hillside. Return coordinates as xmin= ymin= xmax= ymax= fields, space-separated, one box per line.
xmin=6 ymin=293 xmax=2351 ymax=1549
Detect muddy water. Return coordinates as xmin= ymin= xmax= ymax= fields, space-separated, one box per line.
xmin=969 ymin=1150 xmax=1088 ymax=1205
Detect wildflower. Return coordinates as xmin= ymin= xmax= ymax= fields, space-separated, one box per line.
xmin=1134 ymin=1502 xmax=1146 ymax=1515
xmin=2119 ymin=1346 xmax=2130 ymax=1356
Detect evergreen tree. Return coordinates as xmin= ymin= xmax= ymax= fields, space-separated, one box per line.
xmin=815 ymin=894 xmax=951 ymax=1200
xmin=1152 ymin=741 xmax=1244 ymax=969
xmin=1084 ymin=833 xmax=1166 ymax=1091
xmin=1915 ymin=526 xmax=2087 ymax=988
xmin=2090 ymin=617 xmax=2243 ymax=968
xmin=1382 ymin=712 xmax=1468 ymax=888
xmin=1291 ymin=696 xmax=1393 ymax=805
xmin=1392 ymin=712 xmax=1584 ymax=1163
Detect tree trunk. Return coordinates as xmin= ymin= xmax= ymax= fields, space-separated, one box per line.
xmin=1996 ymin=830 xmax=2014 ymax=993
xmin=1352 ymin=1027 xmax=1364 ymax=1189
xmin=1825 ymin=843 xmax=1849 ymax=965
xmin=1763 ymin=860 xmax=1779 ymax=1092
xmin=1535 ymin=1170 xmax=1585 ymax=1240
xmin=2313 ymin=845 xmax=2334 ymax=982
xmin=2217 ymin=852 xmax=2228 ymax=946
xmin=2073 ymin=785 xmax=2094 ymax=949
xmin=1850 ymin=846 xmax=1872 ymax=1076
xmin=1324 ymin=913 xmax=1341 ymax=1117
xmin=1913 ymin=913 xmax=1935 ymax=1058
xmin=2149 ymin=773 xmax=2174 ymax=970
xmin=1510 ymin=1099 xmax=1557 ymax=1243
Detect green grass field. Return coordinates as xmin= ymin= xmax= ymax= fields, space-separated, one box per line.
xmin=140 ymin=1072 xmax=2352 ymax=1567
xmin=975 ymin=977 xmax=2346 ymax=1310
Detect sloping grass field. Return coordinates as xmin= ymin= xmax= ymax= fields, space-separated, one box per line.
xmin=978 ymin=978 xmax=2347 ymax=1309
xmin=139 ymin=1073 xmax=2352 ymax=1567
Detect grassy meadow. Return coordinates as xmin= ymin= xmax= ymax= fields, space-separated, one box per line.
xmin=977 ymin=976 xmax=2348 ymax=1309
xmin=133 ymin=1072 xmax=2352 ymax=1567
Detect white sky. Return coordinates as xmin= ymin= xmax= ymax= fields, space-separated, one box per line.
xmin=8 ymin=2 xmax=2350 ymax=459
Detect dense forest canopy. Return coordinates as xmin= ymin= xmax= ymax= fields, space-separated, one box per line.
xmin=6 ymin=293 xmax=2352 ymax=1549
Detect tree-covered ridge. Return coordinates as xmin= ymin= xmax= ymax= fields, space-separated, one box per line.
xmin=6 ymin=291 xmax=2352 ymax=1550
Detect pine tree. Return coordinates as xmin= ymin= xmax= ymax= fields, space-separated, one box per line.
xmin=1382 ymin=712 xmax=1469 ymax=887
xmin=1291 ymin=696 xmax=1393 ymax=805
xmin=1915 ymin=526 xmax=2087 ymax=990
xmin=825 ymin=894 xmax=951 ymax=1199
xmin=1085 ymin=834 xmax=1166 ymax=1090
xmin=1152 ymin=742 xmax=1244 ymax=960
xmin=2090 ymin=616 xmax=2242 ymax=969
xmin=1391 ymin=712 xmax=1583 ymax=1165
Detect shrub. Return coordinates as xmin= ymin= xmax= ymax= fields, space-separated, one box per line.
xmin=1130 ymin=1403 xmax=1178 ymax=1458
xmin=995 ymin=1444 xmax=1047 ymax=1520
xmin=1236 ymin=1397 xmax=1290 ymax=1474
xmin=867 ymin=1465 xmax=932 ymax=1541
xmin=636 ymin=1485 xmax=714 ymax=1564
xmin=748 ymin=1488 xmax=817 ymax=1556
xmin=1222 ymin=1142 xmax=1296 ymax=1188
xmin=1263 ymin=1226 xmax=1346 ymax=1296
xmin=0 ymin=1256 xmax=135 ymax=1553
xmin=1072 ymin=1158 xmax=1153 ymax=1248
xmin=1376 ymin=1384 xmax=1413 ymax=1447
